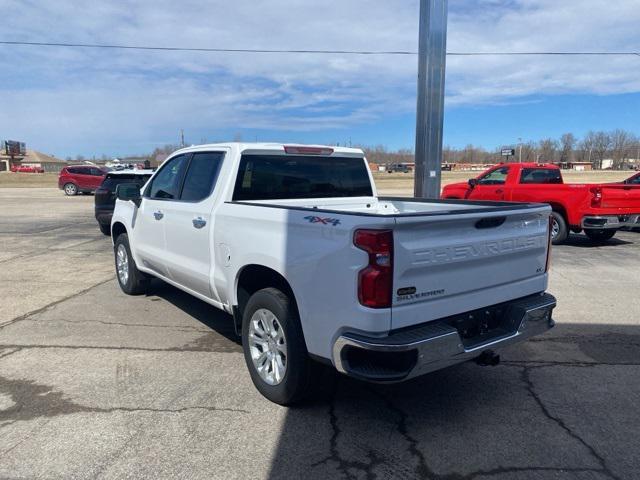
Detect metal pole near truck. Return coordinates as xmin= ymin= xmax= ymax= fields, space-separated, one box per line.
xmin=414 ymin=0 xmax=448 ymax=199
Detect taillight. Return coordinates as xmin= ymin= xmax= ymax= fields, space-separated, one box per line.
xmin=354 ymin=229 xmax=393 ymax=308
xmin=545 ymin=215 xmax=553 ymax=272
xmin=590 ymin=187 xmax=602 ymax=208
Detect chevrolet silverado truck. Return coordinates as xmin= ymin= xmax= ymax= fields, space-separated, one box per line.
xmin=111 ymin=143 xmax=556 ymax=405
xmin=442 ymin=163 xmax=640 ymax=244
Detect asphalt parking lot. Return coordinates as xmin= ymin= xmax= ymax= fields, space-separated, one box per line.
xmin=1 ymin=188 xmax=639 ymax=480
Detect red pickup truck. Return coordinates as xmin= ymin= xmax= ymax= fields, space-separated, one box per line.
xmin=441 ymin=163 xmax=640 ymax=244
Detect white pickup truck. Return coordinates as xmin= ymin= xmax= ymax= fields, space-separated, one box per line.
xmin=111 ymin=143 xmax=556 ymax=405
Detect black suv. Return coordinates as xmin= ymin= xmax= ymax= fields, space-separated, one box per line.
xmin=95 ymin=170 xmax=153 ymax=235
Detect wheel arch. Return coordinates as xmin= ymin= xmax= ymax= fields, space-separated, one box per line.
xmin=234 ymin=264 xmax=300 ymax=336
xmin=111 ymin=221 xmax=127 ymax=241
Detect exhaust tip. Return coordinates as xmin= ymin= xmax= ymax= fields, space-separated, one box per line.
xmin=476 ymin=350 xmax=501 ymax=367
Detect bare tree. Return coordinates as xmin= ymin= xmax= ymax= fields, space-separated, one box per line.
xmin=538 ymin=138 xmax=559 ymax=163
xmin=588 ymin=131 xmax=612 ymax=169
xmin=559 ymin=133 xmax=576 ymax=163
xmin=610 ymin=129 xmax=634 ymax=169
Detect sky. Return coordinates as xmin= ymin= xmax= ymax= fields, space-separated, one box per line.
xmin=0 ymin=0 xmax=639 ymax=157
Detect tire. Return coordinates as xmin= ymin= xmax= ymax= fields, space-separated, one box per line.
xmin=114 ymin=233 xmax=149 ymax=295
xmin=550 ymin=211 xmax=569 ymax=245
xmin=242 ymin=287 xmax=316 ymax=405
xmin=99 ymin=223 xmax=111 ymax=236
xmin=584 ymin=229 xmax=616 ymax=243
xmin=63 ymin=183 xmax=78 ymax=196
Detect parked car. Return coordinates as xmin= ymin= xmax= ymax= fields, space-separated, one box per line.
xmin=111 ymin=143 xmax=556 ymax=405
xmin=12 ymin=165 xmax=44 ymax=173
xmin=442 ymin=163 xmax=640 ymax=244
xmin=387 ymin=163 xmax=410 ymax=173
xmin=95 ymin=170 xmax=154 ymax=235
xmin=58 ymin=165 xmax=109 ymax=196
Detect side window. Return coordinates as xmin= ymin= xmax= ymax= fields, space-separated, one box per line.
xmin=478 ymin=167 xmax=509 ymax=185
xmin=180 ymin=152 xmax=225 ymax=202
xmin=628 ymin=175 xmax=640 ymax=185
xmin=147 ymin=155 xmax=189 ymax=200
xmin=90 ymin=168 xmax=104 ymax=176
xmin=520 ymin=168 xmax=562 ymax=184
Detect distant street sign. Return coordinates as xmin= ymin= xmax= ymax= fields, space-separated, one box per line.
xmin=501 ymin=148 xmax=515 ymax=157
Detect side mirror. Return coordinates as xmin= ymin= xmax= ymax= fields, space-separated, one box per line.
xmin=116 ymin=183 xmax=142 ymax=207
xmin=468 ymin=178 xmax=478 ymax=188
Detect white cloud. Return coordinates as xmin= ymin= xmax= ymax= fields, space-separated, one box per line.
xmin=0 ymin=0 xmax=639 ymax=154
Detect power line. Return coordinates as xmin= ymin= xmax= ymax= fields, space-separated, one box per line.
xmin=0 ymin=40 xmax=639 ymax=56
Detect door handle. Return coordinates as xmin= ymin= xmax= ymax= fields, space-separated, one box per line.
xmin=192 ymin=217 xmax=207 ymax=229
xmin=153 ymin=211 xmax=164 ymax=220
xmin=495 ymin=189 xmax=504 ymax=194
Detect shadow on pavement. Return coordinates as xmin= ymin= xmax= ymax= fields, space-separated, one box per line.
xmin=563 ymin=233 xmax=634 ymax=248
xmin=267 ymin=323 xmax=640 ymax=480
xmin=145 ymin=279 xmax=241 ymax=346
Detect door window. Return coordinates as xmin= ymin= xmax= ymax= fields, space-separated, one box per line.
xmin=520 ymin=168 xmax=562 ymax=184
xmin=180 ymin=152 xmax=225 ymax=202
xmin=147 ymin=155 xmax=189 ymax=199
xmin=478 ymin=167 xmax=509 ymax=185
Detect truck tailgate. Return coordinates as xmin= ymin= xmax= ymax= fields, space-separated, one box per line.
xmin=391 ymin=206 xmax=550 ymax=330
xmin=600 ymin=185 xmax=640 ymax=210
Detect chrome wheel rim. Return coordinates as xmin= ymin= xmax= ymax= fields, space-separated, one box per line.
xmin=551 ymin=218 xmax=560 ymax=239
xmin=65 ymin=184 xmax=76 ymax=195
xmin=116 ymin=244 xmax=129 ymax=285
xmin=248 ymin=308 xmax=287 ymax=385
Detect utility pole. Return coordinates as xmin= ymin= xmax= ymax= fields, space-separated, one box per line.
xmin=414 ymin=0 xmax=448 ymax=198
xmin=180 ymin=129 xmax=185 ymax=148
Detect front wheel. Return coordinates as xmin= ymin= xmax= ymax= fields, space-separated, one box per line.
xmin=114 ymin=233 xmax=149 ymax=295
xmin=242 ymin=288 xmax=315 ymax=405
xmin=584 ymin=229 xmax=616 ymax=243
xmin=63 ymin=183 xmax=78 ymax=196
xmin=550 ymin=211 xmax=569 ymax=245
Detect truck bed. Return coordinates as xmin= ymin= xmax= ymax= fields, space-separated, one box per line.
xmin=233 ymin=196 xmax=543 ymax=216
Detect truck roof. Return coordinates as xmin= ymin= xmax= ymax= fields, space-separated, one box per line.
xmin=171 ymin=142 xmax=365 ymax=157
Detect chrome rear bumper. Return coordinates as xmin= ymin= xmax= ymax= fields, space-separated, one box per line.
xmin=333 ymin=293 xmax=556 ymax=382
xmin=582 ymin=215 xmax=640 ymax=229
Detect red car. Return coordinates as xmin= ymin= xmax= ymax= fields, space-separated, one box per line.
xmin=58 ymin=165 xmax=109 ymax=196
xmin=11 ymin=165 xmax=44 ymax=173
xmin=442 ymin=163 xmax=640 ymax=244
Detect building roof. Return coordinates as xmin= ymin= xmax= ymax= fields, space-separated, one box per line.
xmin=0 ymin=149 xmax=67 ymax=164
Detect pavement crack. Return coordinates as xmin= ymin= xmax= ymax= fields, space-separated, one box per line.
xmin=27 ymin=318 xmax=210 ymax=332
xmin=0 ymin=343 xmax=239 ymax=354
xmin=0 ymin=348 xmax=23 ymax=360
xmin=519 ymin=365 xmax=622 ymax=480
xmin=311 ymin=392 xmax=386 ymax=480
xmin=0 ymin=277 xmax=114 ymax=330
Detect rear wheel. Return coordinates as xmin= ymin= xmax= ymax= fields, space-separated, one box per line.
xmin=550 ymin=211 xmax=569 ymax=245
xmin=242 ymin=287 xmax=316 ymax=405
xmin=584 ymin=229 xmax=616 ymax=243
xmin=114 ymin=233 xmax=149 ymax=295
xmin=63 ymin=183 xmax=78 ymax=196
xmin=99 ymin=223 xmax=111 ymax=236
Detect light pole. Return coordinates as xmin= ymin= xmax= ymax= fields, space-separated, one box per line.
xmin=518 ymin=137 xmax=523 ymax=163
xmin=414 ymin=0 xmax=448 ymax=199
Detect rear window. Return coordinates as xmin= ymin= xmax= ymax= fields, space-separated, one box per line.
xmin=102 ymin=174 xmax=151 ymax=191
xmin=232 ymin=154 xmax=373 ymax=201
xmin=520 ymin=168 xmax=562 ymax=184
